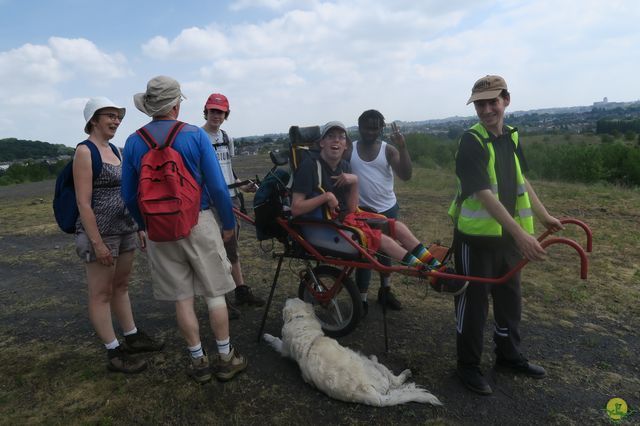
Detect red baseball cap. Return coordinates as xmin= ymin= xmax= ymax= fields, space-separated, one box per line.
xmin=204 ymin=93 xmax=229 ymax=112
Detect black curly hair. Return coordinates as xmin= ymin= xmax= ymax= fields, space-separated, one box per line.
xmin=358 ymin=109 xmax=385 ymax=128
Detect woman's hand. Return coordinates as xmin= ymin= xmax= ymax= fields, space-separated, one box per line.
xmin=93 ymin=241 xmax=114 ymax=266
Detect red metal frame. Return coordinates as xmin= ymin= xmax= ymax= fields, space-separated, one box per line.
xmin=234 ymin=207 xmax=590 ymax=284
xmin=275 ymin=217 xmax=590 ymax=284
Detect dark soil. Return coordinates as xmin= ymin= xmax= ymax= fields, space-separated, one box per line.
xmin=1 ymin=163 xmax=638 ymax=425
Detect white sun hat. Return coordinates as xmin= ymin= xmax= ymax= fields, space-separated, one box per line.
xmin=83 ymin=97 xmax=126 ymax=134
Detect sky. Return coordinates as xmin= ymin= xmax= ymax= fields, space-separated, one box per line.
xmin=1 ymin=0 xmax=639 ymax=147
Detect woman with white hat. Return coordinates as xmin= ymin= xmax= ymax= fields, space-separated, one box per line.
xmin=73 ymin=97 xmax=163 ymax=374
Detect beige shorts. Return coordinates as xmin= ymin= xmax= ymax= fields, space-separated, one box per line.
xmin=146 ymin=210 xmax=235 ymax=301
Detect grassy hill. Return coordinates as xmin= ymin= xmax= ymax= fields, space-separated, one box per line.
xmin=0 ymin=155 xmax=638 ymax=424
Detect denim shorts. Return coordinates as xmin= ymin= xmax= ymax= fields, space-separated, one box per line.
xmin=75 ymin=229 xmax=138 ymax=263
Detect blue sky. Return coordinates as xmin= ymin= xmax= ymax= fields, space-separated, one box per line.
xmin=1 ymin=0 xmax=638 ymax=147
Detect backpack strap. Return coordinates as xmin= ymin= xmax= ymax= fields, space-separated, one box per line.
xmin=136 ymin=121 xmax=186 ymax=150
xmin=212 ymin=129 xmax=230 ymax=149
xmin=77 ymin=140 xmax=103 ymax=181
xmin=314 ymin=159 xmax=332 ymax=220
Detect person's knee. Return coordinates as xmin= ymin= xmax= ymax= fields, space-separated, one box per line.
xmin=205 ymin=295 xmax=226 ymax=310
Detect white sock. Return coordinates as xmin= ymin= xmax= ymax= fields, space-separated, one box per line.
xmin=216 ymin=338 xmax=230 ymax=355
xmin=360 ymin=292 xmax=368 ymax=302
xmin=381 ymin=276 xmax=391 ymax=288
xmin=105 ymin=339 xmax=119 ymax=350
xmin=188 ymin=343 xmax=204 ymax=359
xmin=123 ymin=327 xmax=138 ymax=336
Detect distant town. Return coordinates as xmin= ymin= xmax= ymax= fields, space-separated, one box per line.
xmin=1 ymin=97 xmax=639 ymax=171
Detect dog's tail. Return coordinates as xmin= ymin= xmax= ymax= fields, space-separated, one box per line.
xmin=262 ymin=333 xmax=284 ymax=354
xmin=377 ymin=384 xmax=442 ymax=406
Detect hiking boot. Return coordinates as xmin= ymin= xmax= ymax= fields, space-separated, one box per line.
xmin=235 ymin=285 xmax=265 ymax=307
xmin=107 ymin=346 xmax=147 ymax=374
xmin=227 ymin=298 xmax=241 ymax=320
xmin=495 ymin=357 xmax=546 ymax=379
xmin=457 ymin=365 xmax=492 ymax=395
xmin=215 ymin=346 xmax=248 ymax=382
xmin=122 ymin=330 xmax=164 ymax=353
xmin=187 ymin=353 xmax=212 ymax=384
xmin=430 ymin=267 xmax=469 ymax=296
xmin=377 ymin=287 xmax=402 ymax=310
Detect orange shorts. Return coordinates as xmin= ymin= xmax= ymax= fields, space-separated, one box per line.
xmin=342 ymin=211 xmax=386 ymax=254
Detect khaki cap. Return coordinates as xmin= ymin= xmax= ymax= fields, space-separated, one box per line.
xmin=467 ymin=75 xmax=508 ymax=105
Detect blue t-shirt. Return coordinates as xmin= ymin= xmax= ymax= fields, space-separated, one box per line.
xmin=121 ymin=120 xmax=236 ymax=231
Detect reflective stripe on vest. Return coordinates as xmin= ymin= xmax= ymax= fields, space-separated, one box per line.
xmin=448 ymin=123 xmax=534 ymax=236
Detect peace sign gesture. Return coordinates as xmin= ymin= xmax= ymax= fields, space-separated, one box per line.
xmin=389 ymin=122 xmax=405 ymax=148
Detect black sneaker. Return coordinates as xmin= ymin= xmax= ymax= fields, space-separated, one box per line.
xmin=227 ymin=298 xmax=241 ymax=320
xmin=457 ymin=365 xmax=492 ymax=395
xmin=361 ymin=300 xmax=369 ymax=317
xmin=107 ymin=346 xmax=147 ymax=374
xmin=235 ymin=285 xmax=265 ymax=307
xmin=430 ymin=267 xmax=469 ymax=296
xmin=377 ymin=287 xmax=402 ymax=310
xmin=122 ymin=330 xmax=164 ymax=353
xmin=495 ymin=357 xmax=546 ymax=378
xmin=187 ymin=353 xmax=212 ymax=384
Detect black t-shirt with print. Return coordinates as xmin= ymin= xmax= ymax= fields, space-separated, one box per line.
xmin=292 ymin=156 xmax=352 ymax=215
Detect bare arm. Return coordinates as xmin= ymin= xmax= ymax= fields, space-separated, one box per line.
xmin=291 ymin=192 xmax=339 ymax=218
xmin=475 ymin=189 xmax=547 ymax=261
xmin=387 ymin=123 xmax=412 ymax=181
xmin=73 ymin=145 xmax=113 ymax=266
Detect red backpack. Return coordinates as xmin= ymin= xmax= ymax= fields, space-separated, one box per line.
xmin=136 ymin=121 xmax=201 ymax=242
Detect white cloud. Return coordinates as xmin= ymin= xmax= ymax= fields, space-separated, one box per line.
xmin=0 ymin=37 xmax=130 ymax=104
xmin=4 ymin=0 xmax=640 ymax=145
xmin=49 ymin=37 xmax=129 ymax=79
xmin=141 ymin=27 xmax=230 ymax=60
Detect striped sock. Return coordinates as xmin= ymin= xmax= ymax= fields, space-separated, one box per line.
xmin=188 ymin=343 xmax=204 ymax=359
xmin=411 ymin=244 xmax=441 ymax=269
xmin=401 ymin=252 xmax=422 ymax=267
xmin=216 ymin=338 xmax=230 ymax=355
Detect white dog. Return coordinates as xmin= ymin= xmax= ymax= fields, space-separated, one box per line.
xmin=263 ymin=298 xmax=442 ymax=407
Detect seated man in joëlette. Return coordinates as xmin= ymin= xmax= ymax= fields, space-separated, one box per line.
xmin=290 ymin=121 xmax=467 ymax=294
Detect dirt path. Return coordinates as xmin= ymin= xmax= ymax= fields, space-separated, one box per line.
xmin=1 ymin=172 xmax=638 ymax=425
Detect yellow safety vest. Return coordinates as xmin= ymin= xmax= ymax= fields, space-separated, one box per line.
xmin=448 ymin=123 xmax=534 ymax=237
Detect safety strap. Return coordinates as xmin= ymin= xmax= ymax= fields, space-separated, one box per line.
xmin=136 ymin=121 xmax=186 ymax=150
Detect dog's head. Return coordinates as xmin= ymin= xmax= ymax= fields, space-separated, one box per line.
xmin=282 ymin=298 xmax=315 ymax=324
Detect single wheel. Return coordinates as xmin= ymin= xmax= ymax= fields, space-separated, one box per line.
xmin=298 ymin=265 xmax=362 ymax=337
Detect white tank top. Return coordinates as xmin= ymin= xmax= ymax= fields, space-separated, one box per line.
xmin=350 ymin=140 xmax=396 ymax=212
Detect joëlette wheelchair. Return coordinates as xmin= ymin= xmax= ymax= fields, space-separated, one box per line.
xmin=233 ymin=126 xmax=592 ymax=341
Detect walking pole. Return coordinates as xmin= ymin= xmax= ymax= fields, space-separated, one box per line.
xmin=381 ymin=286 xmax=389 ymax=353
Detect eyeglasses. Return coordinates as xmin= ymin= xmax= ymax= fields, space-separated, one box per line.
xmin=96 ymin=112 xmax=124 ymax=121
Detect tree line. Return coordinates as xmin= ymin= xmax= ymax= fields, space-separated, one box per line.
xmin=405 ymin=132 xmax=640 ymax=187
xmin=2 ymin=132 xmax=639 ymax=187
xmin=0 ymin=138 xmax=74 ymax=162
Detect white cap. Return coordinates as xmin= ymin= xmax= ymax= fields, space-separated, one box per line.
xmin=83 ymin=97 xmax=126 ymax=134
